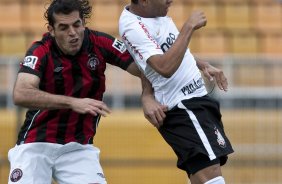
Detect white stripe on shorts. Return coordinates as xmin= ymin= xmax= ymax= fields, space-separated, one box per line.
xmin=178 ymin=102 xmax=216 ymax=160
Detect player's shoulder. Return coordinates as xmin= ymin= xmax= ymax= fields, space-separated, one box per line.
xmin=27 ymin=33 xmax=53 ymax=56
xmin=86 ymin=28 xmax=122 ymax=53
xmin=86 ymin=28 xmax=114 ymax=41
xmin=119 ymin=8 xmax=139 ymax=25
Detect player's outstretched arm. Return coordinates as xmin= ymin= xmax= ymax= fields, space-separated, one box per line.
xmin=13 ymin=73 xmax=111 ymax=116
xmin=147 ymin=10 xmax=207 ymax=78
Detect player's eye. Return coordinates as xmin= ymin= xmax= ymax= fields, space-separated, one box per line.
xmin=60 ymin=26 xmax=68 ymax=31
xmin=73 ymin=22 xmax=82 ymax=28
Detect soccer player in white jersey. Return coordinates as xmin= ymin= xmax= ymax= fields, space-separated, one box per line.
xmin=119 ymin=0 xmax=234 ymax=183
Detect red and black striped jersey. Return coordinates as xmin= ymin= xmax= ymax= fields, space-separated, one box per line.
xmin=16 ymin=28 xmax=133 ymax=145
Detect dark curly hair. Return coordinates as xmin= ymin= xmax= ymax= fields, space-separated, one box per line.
xmin=44 ymin=0 xmax=92 ymax=26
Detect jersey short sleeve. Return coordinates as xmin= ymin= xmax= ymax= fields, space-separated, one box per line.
xmin=88 ymin=30 xmax=133 ymax=71
xmin=19 ymin=42 xmax=48 ymax=79
xmin=119 ymin=15 xmax=163 ymax=72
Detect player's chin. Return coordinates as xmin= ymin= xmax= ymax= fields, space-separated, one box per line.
xmin=68 ymin=47 xmax=80 ymax=55
xmin=157 ymin=10 xmax=168 ymax=17
xmin=165 ymin=8 xmax=170 ymax=15
xmin=159 ymin=13 xmax=168 ymax=17
xmin=163 ymin=12 xmax=169 ymax=17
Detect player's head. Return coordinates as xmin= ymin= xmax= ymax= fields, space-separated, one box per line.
xmin=130 ymin=0 xmax=173 ymax=18
xmin=45 ymin=0 xmax=92 ymax=55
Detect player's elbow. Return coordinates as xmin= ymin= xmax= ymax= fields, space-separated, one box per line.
xmin=159 ymin=71 xmax=172 ymax=78
xmin=13 ymin=89 xmax=25 ymax=106
xmin=152 ymin=64 xmax=174 ymax=78
xmin=13 ymin=92 xmax=21 ymax=106
xmin=156 ymin=67 xmax=175 ymax=78
xmin=148 ymin=56 xmax=174 ymax=78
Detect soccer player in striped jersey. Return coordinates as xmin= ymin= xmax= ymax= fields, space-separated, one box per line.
xmin=8 ymin=0 xmax=167 ymax=184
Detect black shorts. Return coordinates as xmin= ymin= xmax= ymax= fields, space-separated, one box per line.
xmin=158 ymin=96 xmax=234 ymax=175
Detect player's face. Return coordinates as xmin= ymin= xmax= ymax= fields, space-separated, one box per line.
xmin=48 ymin=11 xmax=85 ymax=56
xmin=147 ymin=0 xmax=173 ymax=17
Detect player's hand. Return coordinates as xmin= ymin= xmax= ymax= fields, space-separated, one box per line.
xmin=142 ymin=95 xmax=168 ymax=129
xmin=70 ymin=98 xmax=111 ymax=117
xmin=186 ymin=10 xmax=207 ymax=30
xmin=202 ymin=64 xmax=228 ymax=92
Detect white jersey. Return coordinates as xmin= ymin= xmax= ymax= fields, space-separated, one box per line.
xmin=119 ymin=7 xmax=207 ymax=109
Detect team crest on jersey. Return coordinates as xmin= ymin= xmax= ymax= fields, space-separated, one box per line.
xmin=87 ymin=54 xmax=99 ymax=70
xmin=10 ymin=168 xmax=23 ymax=182
xmin=215 ymin=127 xmax=226 ymax=148
xmin=112 ymin=39 xmax=126 ymax=53
xmin=23 ymin=56 xmax=38 ymax=69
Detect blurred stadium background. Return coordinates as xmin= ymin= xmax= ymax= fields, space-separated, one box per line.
xmin=0 ymin=0 xmax=282 ymax=183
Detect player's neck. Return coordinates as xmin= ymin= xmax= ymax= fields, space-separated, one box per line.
xmin=128 ymin=4 xmax=152 ymax=18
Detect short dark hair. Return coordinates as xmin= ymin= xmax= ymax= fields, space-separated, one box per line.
xmin=44 ymin=0 xmax=92 ymax=26
xmin=131 ymin=0 xmax=138 ymax=4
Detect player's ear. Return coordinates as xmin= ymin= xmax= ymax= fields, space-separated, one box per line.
xmin=47 ymin=25 xmax=55 ymax=37
xmin=82 ymin=19 xmax=86 ymax=26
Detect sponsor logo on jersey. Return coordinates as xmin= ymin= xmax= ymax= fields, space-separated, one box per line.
xmin=215 ymin=127 xmax=226 ymax=148
xmin=23 ymin=56 xmax=38 ymax=69
xmin=138 ymin=22 xmax=160 ymax=49
xmin=112 ymin=39 xmax=126 ymax=53
xmin=181 ymin=78 xmax=204 ymax=96
xmin=122 ymin=33 xmax=144 ymax=60
xmin=10 ymin=168 xmax=23 ymax=182
xmin=87 ymin=54 xmax=100 ymax=70
xmin=161 ymin=33 xmax=176 ymax=53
